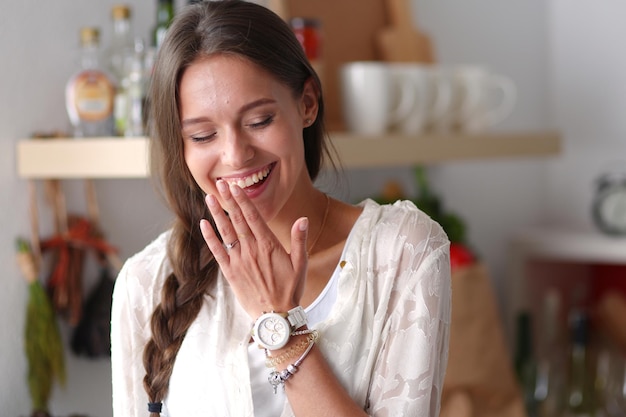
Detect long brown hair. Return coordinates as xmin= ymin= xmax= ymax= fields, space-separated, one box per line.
xmin=143 ymin=0 xmax=332 ymax=413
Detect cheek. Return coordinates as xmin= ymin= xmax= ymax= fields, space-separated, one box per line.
xmin=184 ymin=146 xmax=215 ymax=194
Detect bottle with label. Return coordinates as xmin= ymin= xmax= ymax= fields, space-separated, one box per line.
xmin=153 ymin=0 xmax=174 ymax=51
xmin=104 ymin=5 xmax=135 ymax=136
xmin=290 ymin=17 xmax=324 ymax=87
xmin=65 ymin=27 xmax=116 ymax=138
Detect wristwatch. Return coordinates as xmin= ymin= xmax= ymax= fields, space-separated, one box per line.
xmin=252 ymin=306 xmax=307 ymax=350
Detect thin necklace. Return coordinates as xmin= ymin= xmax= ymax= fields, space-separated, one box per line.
xmin=307 ymin=194 xmax=330 ymax=256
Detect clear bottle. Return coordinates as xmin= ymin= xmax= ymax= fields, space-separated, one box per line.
xmin=535 ymin=289 xmax=567 ymax=417
xmin=123 ymin=38 xmax=147 ymax=137
xmin=153 ymin=0 xmax=174 ymax=51
xmin=515 ymin=311 xmax=538 ymax=417
xmin=65 ymin=27 xmax=116 ymax=138
xmin=104 ymin=5 xmax=135 ymax=136
xmin=105 ymin=5 xmax=134 ymax=82
xmin=565 ymin=309 xmax=596 ymax=417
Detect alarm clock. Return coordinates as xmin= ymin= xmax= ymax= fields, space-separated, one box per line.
xmin=591 ymin=170 xmax=626 ymax=236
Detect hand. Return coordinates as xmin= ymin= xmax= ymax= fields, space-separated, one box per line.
xmin=199 ymin=180 xmax=309 ymax=319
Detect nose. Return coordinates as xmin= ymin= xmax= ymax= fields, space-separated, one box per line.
xmin=221 ymin=129 xmax=254 ymax=168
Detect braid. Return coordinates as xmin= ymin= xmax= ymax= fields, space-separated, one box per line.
xmin=142 ymin=205 xmax=220 ymax=414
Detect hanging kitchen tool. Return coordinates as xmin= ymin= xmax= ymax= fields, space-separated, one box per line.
xmin=376 ymin=0 xmax=435 ymax=63
xmin=39 ymin=179 xmax=121 ymax=326
xmin=71 ymin=263 xmax=115 ymax=358
xmin=16 ymin=238 xmax=66 ymax=417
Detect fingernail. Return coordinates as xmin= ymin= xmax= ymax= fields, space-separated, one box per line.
xmin=216 ymin=180 xmax=228 ymax=193
xmin=206 ymin=194 xmax=217 ymax=207
xmin=230 ymin=183 xmax=240 ymax=196
xmin=299 ymin=217 xmax=309 ymax=231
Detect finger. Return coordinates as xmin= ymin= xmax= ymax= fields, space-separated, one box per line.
xmin=203 ymin=194 xmax=237 ymax=254
xmin=217 ymin=181 xmax=255 ymax=245
xmin=205 ymin=193 xmax=239 ymax=250
xmin=228 ymin=183 xmax=272 ymax=243
xmin=290 ymin=217 xmax=309 ymax=268
xmin=199 ymin=218 xmax=230 ymax=264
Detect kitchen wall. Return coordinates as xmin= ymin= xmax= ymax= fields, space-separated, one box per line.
xmin=1 ymin=1 xmax=617 ymax=416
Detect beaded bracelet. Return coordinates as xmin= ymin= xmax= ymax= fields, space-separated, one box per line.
xmin=265 ymin=330 xmax=319 ymax=368
xmin=268 ymin=335 xmax=317 ymax=394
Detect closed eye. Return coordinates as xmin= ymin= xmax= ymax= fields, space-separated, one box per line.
xmin=248 ymin=115 xmax=274 ymax=129
xmin=190 ymin=132 xmax=216 ymax=143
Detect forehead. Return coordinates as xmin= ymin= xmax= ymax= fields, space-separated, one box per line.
xmin=179 ymin=54 xmax=288 ymax=110
xmin=181 ymin=54 xmax=277 ymax=91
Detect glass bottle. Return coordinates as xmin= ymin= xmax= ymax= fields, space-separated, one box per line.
xmin=105 ymin=5 xmax=134 ymax=82
xmin=104 ymin=5 xmax=135 ymax=136
xmin=153 ymin=0 xmax=174 ymax=51
xmin=65 ymin=27 xmax=116 ymax=138
xmin=123 ymin=38 xmax=147 ymax=137
xmin=515 ymin=311 xmax=538 ymax=417
xmin=535 ymin=289 xmax=566 ymax=417
xmin=565 ymin=309 xmax=596 ymax=417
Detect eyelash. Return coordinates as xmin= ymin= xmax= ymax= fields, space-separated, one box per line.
xmin=190 ymin=133 xmax=216 ymax=143
xmin=189 ymin=115 xmax=274 ymax=143
xmin=249 ymin=115 xmax=274 ymax=128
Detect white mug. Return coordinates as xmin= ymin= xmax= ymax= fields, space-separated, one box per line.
xmin=388 ymin=63 xmax=452 ymax=135
xmin=429 ymin=65 xmax=517 ymax=133
xmin=455 ymin=66 xmax=517 ymax=132
xmin=339 ymin=61 xmax=415 ymax=135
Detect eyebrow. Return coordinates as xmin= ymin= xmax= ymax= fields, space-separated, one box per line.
xmin=181 ymin=97 xmax=277 ymax=128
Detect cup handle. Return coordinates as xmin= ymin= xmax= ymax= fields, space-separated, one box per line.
xmin=429 ymin=76 xmax=453 ymax=124
xmin=388 ymin=78 xmax=417 ymax=125
xmin=482 ymin=75 xmax=517 ymax=126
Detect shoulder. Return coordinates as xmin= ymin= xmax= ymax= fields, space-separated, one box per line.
xmin=356 ymin=198 xmax=449 ymax=252
xmin=350 ymin=199 xmax=450 ymax=294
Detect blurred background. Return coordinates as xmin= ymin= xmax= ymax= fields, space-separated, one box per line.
xmin=3 ymin=1 xmax=626 ymax=416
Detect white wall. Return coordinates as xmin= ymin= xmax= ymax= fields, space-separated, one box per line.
xmin=1 ymin=1 xmax=593 ymax=416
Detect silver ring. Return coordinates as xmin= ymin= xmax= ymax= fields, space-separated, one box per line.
xmin=224 ymin=239 xmax=239 ymax=250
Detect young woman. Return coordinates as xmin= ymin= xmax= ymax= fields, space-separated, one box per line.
xmin=111 ymin=1 xmax=451 ymax=416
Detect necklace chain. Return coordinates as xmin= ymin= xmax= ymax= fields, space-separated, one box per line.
xmin=307 ymin=194 xmax=330 ymax=255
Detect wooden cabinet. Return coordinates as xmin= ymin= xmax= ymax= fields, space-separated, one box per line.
xmin=506 ymin=228 xmax=626 ymax=343
xmin=16 ymin=130 xmax=561 ymax=179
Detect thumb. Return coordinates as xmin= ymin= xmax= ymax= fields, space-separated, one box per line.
xmin=290 ymin=217 xmax=309 ymax=269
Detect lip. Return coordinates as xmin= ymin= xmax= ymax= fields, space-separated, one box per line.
xmin=218 ymin=162 xmax=275 ymax=189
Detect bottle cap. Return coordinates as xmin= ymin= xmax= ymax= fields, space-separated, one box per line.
xmin=79 ymin=27 xmax=100 ymax=46
xmin=112 ymin=5 xmax=131 ymax=20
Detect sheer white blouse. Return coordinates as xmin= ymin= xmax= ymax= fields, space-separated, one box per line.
xmin=111 ymin=199 xmax=451 ymax=417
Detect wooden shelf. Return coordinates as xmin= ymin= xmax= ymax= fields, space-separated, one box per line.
xmin=16 ymin=130 xmax=561 ymax=179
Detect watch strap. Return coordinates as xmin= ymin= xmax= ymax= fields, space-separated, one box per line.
xmin=287 ymin=306 xmax=307 ymax=330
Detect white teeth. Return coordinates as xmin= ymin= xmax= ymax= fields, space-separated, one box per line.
xmin=226 ymin=166 xmax=271 ymax=189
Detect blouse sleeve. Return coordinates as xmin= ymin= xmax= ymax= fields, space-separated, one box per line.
xmin=367 ymin=209 xmax=451 ymax=417
xmin=111 ymin=258 xmax=154 ymax=417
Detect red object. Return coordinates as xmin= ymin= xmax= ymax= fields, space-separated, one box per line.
xmin=450 ymin=243 xmax=475 ymax=272
xmin=590 ymin=264 xmax=626 ymax=305
xmin=290 ymin=18 xmax=322 ymax=60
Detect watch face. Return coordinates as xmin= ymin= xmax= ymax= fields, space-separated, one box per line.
xmin=593 ymin=185 xmax=626 ymax=234
xmin=255 ymin=314 xmax=289 ymax=350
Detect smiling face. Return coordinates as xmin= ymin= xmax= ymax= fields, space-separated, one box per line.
xmin=179 ymin=54 xmax=319 ymax=224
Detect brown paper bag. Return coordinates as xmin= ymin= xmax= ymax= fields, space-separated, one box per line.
xmin=441 ymin=263 xmax=527 ymax=417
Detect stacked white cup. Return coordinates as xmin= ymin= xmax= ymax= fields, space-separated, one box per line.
xmin=339 ymin=61 xmax=517 ymax=136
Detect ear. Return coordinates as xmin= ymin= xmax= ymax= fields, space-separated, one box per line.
xmin=300 ymin=77 xmax=320 ymax=126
